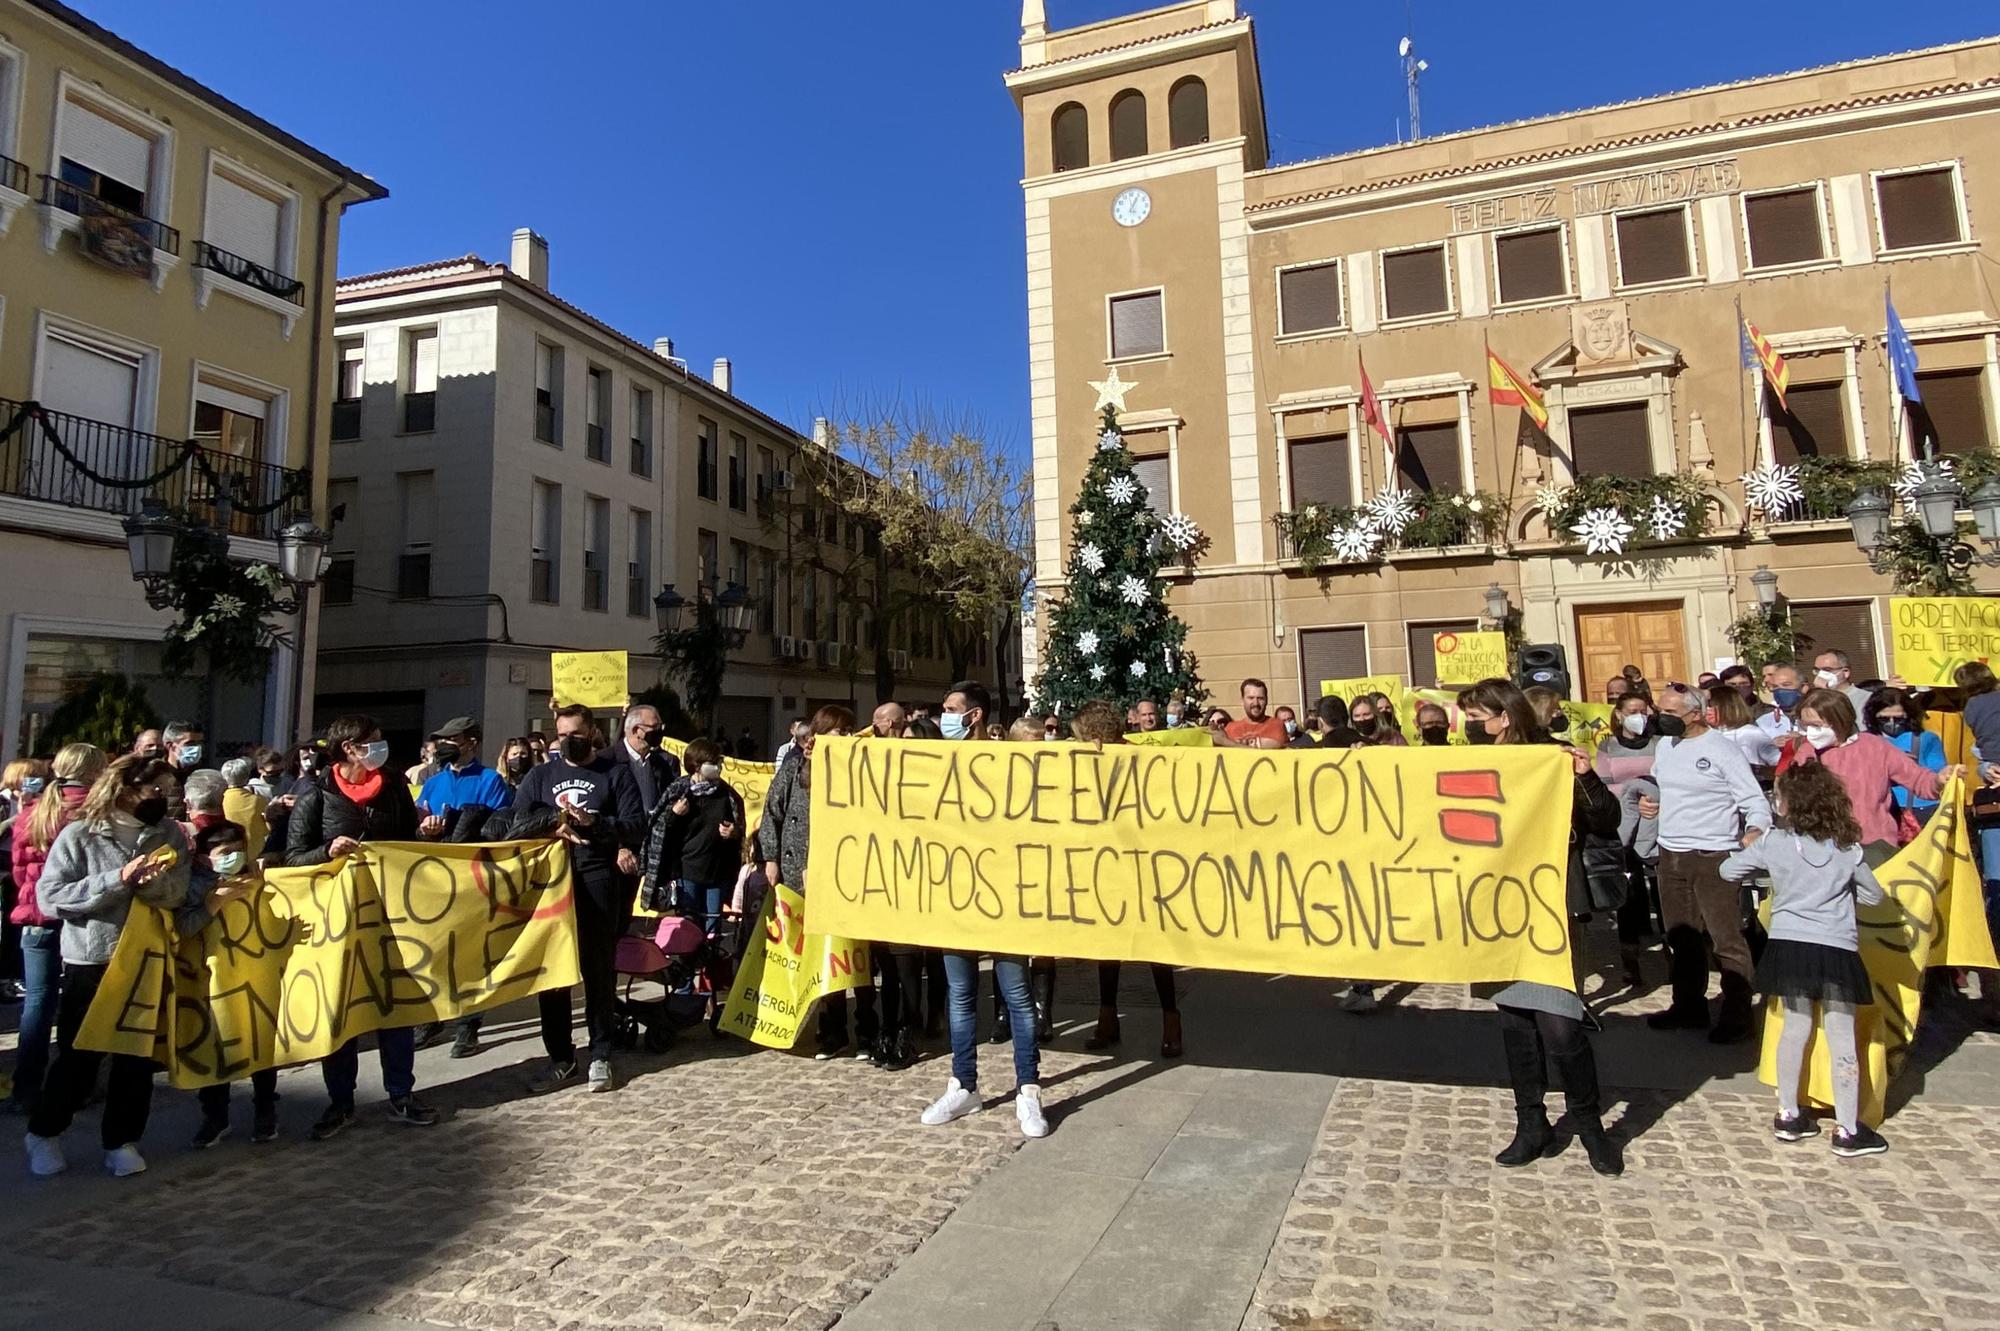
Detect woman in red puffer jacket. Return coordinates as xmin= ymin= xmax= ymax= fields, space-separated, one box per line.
xmin=5 ymin=743 xmax=107 ymax=1114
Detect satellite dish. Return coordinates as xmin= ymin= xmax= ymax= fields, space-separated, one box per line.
xmin=1398 ymin=35 xmax=1412 ymax=57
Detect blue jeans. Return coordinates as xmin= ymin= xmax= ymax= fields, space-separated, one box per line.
xmin=943 ymin=952 xmax=1036 ymax=1092
xmin=678 ymin=879 xmax=729 ymax=937
xmin=11 ymin=925 xmax=59 ymax=1106
xmin=321 ymin=1026 xmax=416 ymax=1108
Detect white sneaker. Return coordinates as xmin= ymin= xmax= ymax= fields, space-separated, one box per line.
xmin=587 ymin=1059 xmax=614 ymax=1093
xmin=103 ymin=1143 xmax=147 ymax=1177
xmin=1016 ymin=1084 xmax=1050 ymax=1139
xmin=25 ymin=1133 xmax=66 ymax=1177
xmin=920 ymin=1078 xmax=982 ymax=1126
xmin=1340 ymin=986 xmax=1380 ymax=1014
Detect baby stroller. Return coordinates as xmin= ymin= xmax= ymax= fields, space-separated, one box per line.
xmin=611 ymin=900 xmax=744 ymax=1049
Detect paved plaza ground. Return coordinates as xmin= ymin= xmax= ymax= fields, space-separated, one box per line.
xmin=6 ymin=946 xmax=2000 ymax=1331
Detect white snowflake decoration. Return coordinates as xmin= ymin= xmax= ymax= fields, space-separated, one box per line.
xmin=1097 ymin=428 xmax=1124 ymax=452
xmin=1330 ymin=523 xmax=1381 ymax=563
xmin=1646 ymin=495 xmax=1686 ymax=540
xmin=1076 ymin=542 xmax=1105 ymax=573
xmin=1118 ymin=574 xmax=1149 ymax=605
xmin=1741 ymin=465 xmax=1803 ymax=513
xmin=1075 ymin=629 xmax=1099 ymax=656
xmin=1105 ymin=475 xmax=1139 ymax=505
xmin=1129 ymin=660 xmax=1146 ymax=678
xmin=1534 ymin=483 xmax=1569 ymax=515
xmin=1896 ymin=457 xmax=1953 ymax=499
xmin=211 ymin=594 xmax=246 ymax=617
xmin=1160 ymin=512 xmax=1202 ymax=551
xmin=1571 ymin=506 xmax=1634 ymax=556
xmin=1088 ymin=663 xmax=1106 ymax=682
xmin=1365 ymin=487 xmax=1418 ymax=535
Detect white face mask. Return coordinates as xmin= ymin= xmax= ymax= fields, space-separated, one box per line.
xmin=1803 ymin=724 xmax=1838 ymax=750
xmin=1621 ymin=712 xmax=1649 ymax=736
xmin=211 ymin=851 xmax=248 ymax=877
xmin=1815 ymin=669 xmax=1841 ymax=688
xmin=698 ymin=761 xmax=721 ymax=781
xmin=358 ymin=740 xmax=391 ymax=771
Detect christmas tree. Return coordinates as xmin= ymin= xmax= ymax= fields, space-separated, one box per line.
xmin=1034 ymin=402 xmax=1208 ymax=715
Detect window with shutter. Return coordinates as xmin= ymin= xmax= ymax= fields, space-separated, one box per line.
xmin=1288 ymin=433 xmax=1351 ymax=509
xmin=1298 ymin=626 xmax=1368 ymax=696
xmin=1407 ymin=620 xmax=1479 ymax=689
xmin=1614 ymin=207 xmax=1693 ymax=285
xmin=1051 ymin=103 xmax=1089 ymax=172
xmin=1772 ymin=382 xmax=1846 ymax=465
xmin=1788 ymin=600 xmax=1879 ymax=680
xmin=531 ymin=481 xmax=561 ymax=603
xmin=398 ymin=471 xmax=435 ymax=600
xmin=1910 ymin=369 xmax=1992 ymax=456
xmin=1131 ymin=453 xmax=1171 ymax=522
xmin=585 ymin=367 xmax=608 ymax=461
xmin=403 ymin=330 xmax=438 ymax=432
xmin=628 ymin=509 xmax=652 ymax=617
xmin=1567 ymin=402 xmax=1652 ymax=477
xmin=534 ymin=342 xmax=561 ymax=444
xmin=1395 ymin=422 xmax=1462 ymax=492
xmin=583 ymin=497 xmax=609 ymax=611
xmin=1744 ymin=187 xmax=1825 ymax=268
xmin=1169 ymin=77 xmax=1208 ymax=149
xmin=41 ymin=332 xmax=139 ymax=426
xmin=60 ymin=98 xmax=152 ymax=204
xmin=193 ymin=379 xmax=269 ymax=464
xmin=1110 ymin=89 xmax=1147 ymax=160
xmin=1381 ymin=245 xmax=1449 ymax=320
xmin=325 ymin=478 xmax=358 ymax=604
xmin=1278 ymin=262 xmax=1342 ymax=335
xmin=1494 ymin=226 xmax=1567 ymax=304
xmin=1877 ymin=167 xmax=1963 ymax=250
xmin=206 ymin=171 xmax=283 ymax=272
xmin=1109 ymin=291 xmax=1164 ymax=359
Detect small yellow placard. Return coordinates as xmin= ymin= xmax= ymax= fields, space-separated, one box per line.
xmin=1889 ymin=597 xmax=2000 ymax=687
xmin=1432 ymin=630 xmax=1507 ymax=686
xmin=551 ymin=650 xmax=630 ymax=708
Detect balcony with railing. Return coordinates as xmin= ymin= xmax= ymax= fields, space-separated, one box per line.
xmin=0 ymin=397 xmax=308 ymax=544
xmin=37 ymin=175 xmax=181 ymax=291
xmin=0 ymin=152 xmax=27 ymax=197
xmin=191 ymin=239 xmax=307 ymax=335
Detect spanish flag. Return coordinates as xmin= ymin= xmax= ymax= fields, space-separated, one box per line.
xmin=1485 ymin=344 xmax=1548 ymax=431
xmin=1740 ymin=311 xmax=1789 ymax=411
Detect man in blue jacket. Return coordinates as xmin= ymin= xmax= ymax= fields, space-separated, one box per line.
xmin=414 ymin=716 xmax=514 ymax=1057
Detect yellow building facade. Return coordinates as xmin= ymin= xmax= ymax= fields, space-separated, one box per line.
xmin=0 ymin=0 xmax=381 ymax=756
xmin=1011 ymin=1 xmax=2000 ymax=706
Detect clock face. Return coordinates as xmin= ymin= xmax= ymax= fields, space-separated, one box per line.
xmin=1112 ymin=187 xmax=1152 ymax=228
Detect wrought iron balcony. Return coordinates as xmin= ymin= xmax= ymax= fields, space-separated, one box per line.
xmin=37 ymin=174 xmax=180 ymax=255
xmin=0 ymin=397 xmax=306 ymax=542
xmin=0 ymin=153 xmax=26 ymax=196
xmin=193 ymin=240 xmax=303 ymax=304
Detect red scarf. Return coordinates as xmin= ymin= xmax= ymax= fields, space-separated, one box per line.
xmin=333 ymin=765 xmax=384 ymax=806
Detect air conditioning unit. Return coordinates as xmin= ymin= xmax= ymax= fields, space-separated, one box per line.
xmin=817 ymin=640 xmax=837 ymax=668
xmin=772 ymin=469 xmax=795 ymax=492
xmin=774 ymin=634 xmax=795 ymax=659
xmin=889 ymin=648 xmax=910 ymax=672
xmin=792 ymin=638 xmax=813 ymax=660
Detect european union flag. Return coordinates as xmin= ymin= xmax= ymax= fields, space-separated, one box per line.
xmin=1739 ymin=324 xmax=1759 ymax=370
xmin=1887 ymin=293 xmax=1922 ymax=403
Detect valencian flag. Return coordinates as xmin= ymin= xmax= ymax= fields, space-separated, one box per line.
xmin=1739 ymin=307 xmax=1789 ymax=411
xmin=1485 ymin=342 xmax=1548 ymax=431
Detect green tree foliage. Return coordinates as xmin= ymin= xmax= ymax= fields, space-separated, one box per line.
xmin=35 ymin=672 xmax=158 ymax=756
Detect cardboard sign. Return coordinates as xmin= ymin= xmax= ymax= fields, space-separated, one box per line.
xmin=551 ymin=650 xmax=630 ymax=708
xmin=1432 ymin=630 xmax=1507 ymax=686
xmin=1889 ymin=598 xmax=2000 ymax=687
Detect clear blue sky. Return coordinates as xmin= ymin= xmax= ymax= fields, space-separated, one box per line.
xmin=83 ymin=1 xmax=1999 ymax=460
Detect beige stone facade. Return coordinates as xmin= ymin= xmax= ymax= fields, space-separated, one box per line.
xmin=0 ymin=0 xmax=382 ymax=757
xmin=1011 ymin=1 xmax=2000 ymax=707
xmin=323 ymin=236 xmax=1007 ymax=757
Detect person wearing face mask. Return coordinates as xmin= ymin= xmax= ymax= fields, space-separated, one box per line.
xmin=25 ymin=756 xmax=191 ymax=1178
xmin=1717 ymin=664 xmax=1759 ymax=705
xmin=215 ymin=759 xmax=270 ymax=864
xmin=179 ymin=821 xmax=283 ymax=1148
xmin=1273 ymin=704 xmax=1304 ymax=745
xmin=1784 ymin=689 xmax=1957 ymax=860
xmin=1812 ymin=650 xmax=1875 ymax=719
xmin=1863 ymin=688 xmax=1945 ymax=834
xmin=285 ymin=715 xmax=434 ymax=1137
xmin=130 ymin=728 xmax=163 ymax=761
xmin=510 ymin=705 xmax=645 ymax=1094
xmin=7 ymin=744 xmax=107 ymax=1116
xmin=641 ymin=737 xmax=745 ymax=944
xmin=1636 ymin=687 xmax=1772 ymax=1044
xmin=246 ymin=747 xmax=287 ymax=802
xmin=496 ymin=737 xmax=536 ymax=789
xmin=1593 ymin=694 xmax=1666 ymax=987
xmin=1456 ymin=679 xmax=1625 ymax=1177
xmin=618 ymin=704 xmax=682 ymax=820
xmin=1347 ymin=694 xmax=1408 ymax=747
xmin=417 ymin=718 xmax=512 ymax=838
xmin=1595 ymin=695 xmax=1662 ymax=794
xmin=1710 ymin=687 xmax=1783 ymax=778
xmin=1755 ymin=663 xmax=1805 ymax=740
xmin=161 ymin=721 xmax=205 ymax=779
xmin=1164 ymin=699 xmax=1186 ymax=729
xmin=1415 ymin=703 xmax=1452 ymax=747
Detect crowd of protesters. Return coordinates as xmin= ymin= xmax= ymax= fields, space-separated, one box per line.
xmin=4 ymin=641 xmax=1997 ymax=1179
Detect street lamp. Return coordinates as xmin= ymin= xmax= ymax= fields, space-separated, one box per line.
xmin=1911 ymin=467 xmax=1966 ymax=539
xmin=654 ymin=581 xmax=756 ymax=648
xmin=1750 ymin=564 xmax=1780 ymax=611
xmin=122 ymin=501 xmax=181 ymax=604
xmin=652 ymin=583 xmax=689 ymax=635
xmin=276 ymin=518 xmax=333 ymax=587
xmin=716 ymin=582 xmax=754 ymax=640
xmin=1844 ymin=488 xmax=1892 ymax=552
xmin=1969 ymin=477 xmax=2000 ymax=544
xmin=1481 ymin=582 xmax=1510 ymax=626
xmin=122 ymin=499 xmax=327 ymax=614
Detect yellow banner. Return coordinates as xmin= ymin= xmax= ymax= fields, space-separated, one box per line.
xmin=1889 ymin=597 xmax=2000 ymax=687
xmin=1319 ymin=674 xmax=1405 ymax=702
xmin=551 ymin=650 xmax=631 ymax=708
xmin=804 ymin=739 xmax=1578 ymax=987
xmin=717 ymin=882 xmax=870 ymax=1048
xmin=1432 ymin=630 xmax=1507 ymax=686
xmin=78 ymin=840 xmax=580 ymax=1089
xmin=1125 ymin=728 xmax=1212 ymax=747
xmin=657 ymin=735 xmax=776 ymax=846
xmin=1758 ymin=779 xmax=1997 ymax=1124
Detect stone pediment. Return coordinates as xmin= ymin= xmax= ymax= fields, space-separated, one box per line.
xmin=1532 ymin=301 xmax=1683 ymax=383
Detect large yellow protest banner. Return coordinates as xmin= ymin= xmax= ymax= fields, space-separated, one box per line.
xmin=79 ymin=841 xmax=580 ymax=1089
xmin=551 ymin=650 xmax=631 ymax=708
xmin=658 ymin=735 xmax=776 ymax=841
xmin=717 ymin=882 xmax=870 ymax=1048
xmin=1889 ymin=597 xmax=2000 ymax=687
xmin=804 ymin=739 xmax=1578 ymax=988
xmin=1759 ymin=780 xmax=1997 ymax=1124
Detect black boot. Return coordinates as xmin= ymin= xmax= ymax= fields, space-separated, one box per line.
xmin=1551 ymin=1039 xmax=1623 ymax=1177
xmin=1574 ymin=1114 xmax=1625 ymax=1176
xmin=1496 ymin=1107 xmax=1555 ymax=1166
xmin=1496 ymin=1020 xmax=1555 ymax=1167
xmin=1034 ymin=965 xmax=1056 ymax=1045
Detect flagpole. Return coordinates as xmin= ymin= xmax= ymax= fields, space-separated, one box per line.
xmin=1886 ymin=275 xmax=1910 ymax=465
xmin=1735 ymin=296 xmax=1751 ymax=473
xmin=1482 ymin=335 xmax=1503 ymax=498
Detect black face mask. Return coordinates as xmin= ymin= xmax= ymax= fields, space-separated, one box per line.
xmin=506 ymin=755 xmax=533 ymax=777
xmin=560 ymin=735 xmax=595 ymax=764
xmin=1419 ymin=725 xmax=1451 ymax=746
xmin=1874 ymin=717 xmax=1911 ymax=739
xmin=432 ymin=742 xmax=462 ymax=767
xmin=132 ymin=796 xmax=168 ymax=825
xmin=1463 ymin=721 xmax=1497 ymax=745
xmin=1654 ymin=714 xmax=1687 ymax=738
xmin=639 ymin=726 xmax=666 ymax=749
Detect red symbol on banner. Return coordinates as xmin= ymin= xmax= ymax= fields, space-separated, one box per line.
xmin=1437 ymin=768 xmax=1505 ymax=846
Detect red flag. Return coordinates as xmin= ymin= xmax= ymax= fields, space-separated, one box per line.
xmin=1358 ymin=353 xmax=1390 ymax=443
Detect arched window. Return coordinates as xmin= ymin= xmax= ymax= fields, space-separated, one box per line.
xmin=1109 ymin=89 xmax=1148 ymax=161
xmin=1169 ymin=77 xmax=1209 ymax=148
xmin=1051 ymin=101 xmax=1089 ymax=172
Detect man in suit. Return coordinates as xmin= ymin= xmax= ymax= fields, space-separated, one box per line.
xmin=616 ymin=704 xmax=681 ymax=821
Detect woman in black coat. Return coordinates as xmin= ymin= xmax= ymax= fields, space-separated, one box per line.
xmin=1458 ymin=678 xmax=1625 ymax=1177
xmin=641 ymin=737 xmax=745 ymax=936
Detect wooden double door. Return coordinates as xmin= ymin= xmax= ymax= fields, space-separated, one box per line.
xmin=1575 ymin=602 xmax=1689 ymax=696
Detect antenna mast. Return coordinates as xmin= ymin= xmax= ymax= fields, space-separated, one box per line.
xmin=1399 ymin=35 xmax=1428 ymax=141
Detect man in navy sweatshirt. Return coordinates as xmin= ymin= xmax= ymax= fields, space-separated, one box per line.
xmin=510 ymin=704 xmax=643 ymax=1093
